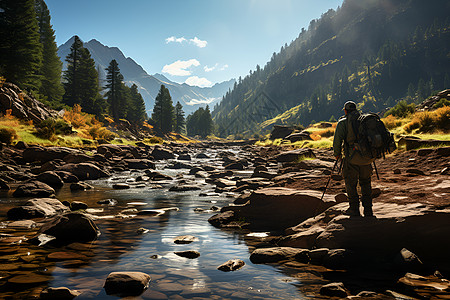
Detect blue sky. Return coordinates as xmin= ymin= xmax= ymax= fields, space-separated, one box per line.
xmin=46 ymin=0 xmax=343 ymax=87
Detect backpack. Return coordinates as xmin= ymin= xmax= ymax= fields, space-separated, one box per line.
xmin=350 ymin=113 xmax=396 ymax=160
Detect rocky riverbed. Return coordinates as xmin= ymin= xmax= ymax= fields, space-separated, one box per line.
xmin=0 ymin=141 xmax=449 ymax=299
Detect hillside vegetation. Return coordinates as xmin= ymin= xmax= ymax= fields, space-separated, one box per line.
xmin=213 ymin=0 xmax=450 ymax=138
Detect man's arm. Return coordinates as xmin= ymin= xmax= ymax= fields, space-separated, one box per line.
xmin=333 ymin=120 xmax=346 ymax=159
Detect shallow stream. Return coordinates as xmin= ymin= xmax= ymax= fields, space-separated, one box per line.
xmin=0 ymin=151 xmax=308 ymax=299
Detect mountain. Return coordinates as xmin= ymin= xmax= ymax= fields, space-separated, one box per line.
xmin=212 ymin=0 xmax=450 ymax=137
xmin=57 ymin=37 xmax=235 ymax=114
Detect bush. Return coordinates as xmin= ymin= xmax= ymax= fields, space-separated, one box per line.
xmin=145 ymin=136 xmax=164 ymax=144
xmin=35 ymin=118 xmax=72 ymax=140
xmin=0 ymin=127 xmax=17 ymax=144
xmin=88 ymin=125 xmax=116 ymax=141
xmin=435 ymin=98 xmax=450 ymax=109
xmin=384 ymin=100 xmax=415 ymax=118
xmin=404 ymin=106 xmax=450 ymax=133
xmin=382 ymin=115 xmax=403 ymax=130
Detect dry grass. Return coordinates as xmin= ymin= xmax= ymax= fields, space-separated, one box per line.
xmin=404 ymin=106 xmax=450 ymax=133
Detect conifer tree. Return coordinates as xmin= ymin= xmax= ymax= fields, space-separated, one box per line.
xmin=186 ymin=106 xmax=214 ymax=138
xmin=0 ymin=0 xmax=42 ymax=90
xmin=174 ymin=101 xmax=185 ymax=134
xmin=62 ymin=36 xmax=99 ymax=113
xmin=151 ymin=85 xmax=174 ymax=134
xmin=128 ymin=84 xmax=147 ymax=125
xmin=105 ymin=60 xmax=125 ymax=121
xmin=35 ymin=0 xmax=64 ymax=107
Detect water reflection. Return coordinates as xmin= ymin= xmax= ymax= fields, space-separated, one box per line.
xmin=0 ymin=169 xmax=306 ymax=299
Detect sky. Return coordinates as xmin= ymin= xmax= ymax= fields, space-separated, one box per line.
xmin=46 ymin=0 xmax=343 ymax=87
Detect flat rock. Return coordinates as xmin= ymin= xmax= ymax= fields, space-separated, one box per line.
xmin=174 ymin=235 xmax=198 ymax=244
xmin=12 ymin=181 xmax=55 ymax=198
xmin=40 ymin=287 xmax=81 ymax=299
xmin=250 ymin=247 xmax=304 ymax=263
xmin=7 ymin=198 xmax=69 ymax=220
xmin=56 ymin=163 xmax=110 ymax=180
xmin=174 ymin=250 xmax=200 ymax=259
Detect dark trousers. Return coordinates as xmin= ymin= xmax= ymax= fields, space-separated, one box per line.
xmin=342 ymin=159 xmax=373 ymax=211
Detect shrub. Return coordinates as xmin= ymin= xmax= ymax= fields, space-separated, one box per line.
xmin=145 ymin=136 xmax=164 ymax=144
xmin=435 ymin=98 xmax=450 ymax=108
xmin=434 ymin=106 xmax=450 ymax=130
xmin=88 ymin=125 xmax=116 ymax=141
xmin=384 ymin=100 xmax=415 ymax=118
xmin=315 ymin=128 xmax=335 ymax=138
xmin=35 ymin=118 xmax=72 ymax=140
xmin=0 ymin=127 xmax=17 ymax=144
xmin=382 ymin=115 xmax=403 ymax=130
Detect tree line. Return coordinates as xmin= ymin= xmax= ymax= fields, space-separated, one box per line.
xmin=0 ymin=0 xmax=214 ymax=137
xmin=213 ymin=0 xmax=450 ymax=137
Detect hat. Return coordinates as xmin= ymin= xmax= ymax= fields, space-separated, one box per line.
xmin=343 ymin=101 xmax=357 ymax=111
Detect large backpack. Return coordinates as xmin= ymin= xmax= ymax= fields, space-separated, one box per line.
xmin=350 ymin=113 xmax=396 ymax=160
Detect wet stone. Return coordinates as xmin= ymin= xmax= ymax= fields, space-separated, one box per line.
xmin=47 ymin=251 xmax=88 ymax=261
xmin=173 ymin=235 xmax=198 ymax=244
xmin=174 ymin=250 xmax=200 ymax=259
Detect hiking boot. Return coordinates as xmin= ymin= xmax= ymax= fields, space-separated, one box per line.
xmin=344 ymin=208 xmax=361 ymax=217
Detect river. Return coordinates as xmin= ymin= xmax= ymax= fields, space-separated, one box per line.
xmin=0 ymin=148 xmax=308 ymax=299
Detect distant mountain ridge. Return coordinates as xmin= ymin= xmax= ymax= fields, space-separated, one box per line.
xmin=212 ymin=0 xmax=450 ymax=137
xmin=57 ymin=37 xmax=235 ymax=114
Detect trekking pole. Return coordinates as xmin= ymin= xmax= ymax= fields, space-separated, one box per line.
xmin=320 ymin=158 xmax=340 ymax=202
xmin=373 ymin=161 xmax=380 ymax=180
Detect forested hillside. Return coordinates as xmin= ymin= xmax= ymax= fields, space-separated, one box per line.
xmin=212 ymin=0 xmax=450 ymax=137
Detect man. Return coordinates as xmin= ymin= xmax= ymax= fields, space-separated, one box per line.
xmin=333 ymin=101 xmax=373 ymax=217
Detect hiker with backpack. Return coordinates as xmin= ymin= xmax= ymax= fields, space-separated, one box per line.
xmin=333 ymin=101 xmax=396 ymax=217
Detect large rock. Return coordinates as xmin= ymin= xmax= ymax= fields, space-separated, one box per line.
xmin=217 ymin=187 xmax=345 ymax=230
xmin=282 ymin=202 xmax=450 ymax=270
xmin=40 ymin=287 xmax=81 ymax=299
xmin=151 ymin=147 xmax=175 ymax=160
xmin=104 ymin=272 xmax=151 ymax=296
xmin=270 ymin=125 xmax=294 ymax=140
xmin=250 ymin=247 xmax=304 ymax=263
xmin=22 ymin=146 xmax=78 ymax=163
xmin=124 ymin=159 xmax=155 ymax=169
xmin=36 ymin=171 xmax=64 ymax=188
xmin=7 ymin=198 xmax=69 ymax=220
xmin=12 ymin=181 xmax=55 ymax=198
xmin=275 ymin=149 xmax=316 ymax=163
xmin=56 ymin=163 xmax=110 ymax=180
xmin=38 ymin=212 xmax=100 ymax=243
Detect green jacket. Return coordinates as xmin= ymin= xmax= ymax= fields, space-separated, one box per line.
xmin=333 ymin=110 xmax=359 ymax=158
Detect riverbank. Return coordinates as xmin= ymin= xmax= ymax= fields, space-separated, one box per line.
xmin=0 ymin=141 xmax=449 ymax=299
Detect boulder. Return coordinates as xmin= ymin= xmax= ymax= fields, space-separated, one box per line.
xmin=282 ymin=202 xmax=450 ymax=269
xmin=285 ymin=131 xmax=312 ymax=142
xmin=97 ymin=144 xmax=123 ymax=155
xmin=0 ymin=178 xmax=10 ymax=190
xmin=40 ymin=287 xmax=81 ymax=299
xmin=250 ymin=247 xmax=304 ymax=263
xmin=113 ymin=183 xmax=131 ymax=190
xmin=54 ymin=171 xmax=79 ymax=183
xmin=217 ymin=259 xmax=245 ymax=272
xmin=177 ymin=153 xmax=191 ymax=161
xmin=56 ymin=163 xmax=110 ymax=180
xmin=22 ymin=146 xmax=78 ymax=163
xmin=151 ymin=147 xmax=175 ymax=160
xmin=7 ymin=198 xmax=69 ymax=220
xmin=270 ymin=125 xmax=294 ymax=140
xmin=174 ymin=250 xmax=200 ymax=259
xmin=12 ymin=181 xmax=55 ymax=198
xmin=275 ymin=149 xmax=316 ymax=163
xmin=38 ymin=212 xmax=100 ymax=242
xmin=124 ymin=159 xmax=155 ymax=169
xmin=36 ymin=171 xmax=64 ymax=188
xmin=70 ymin=201 xmax=88 ymax=211
xmin=104 ymin=272 xmax=151 ymax=296
xmin=70 ymin=182 xmax=93 ymax=191
xmin=218 ymin=187 xmax=345 ymax=230
xmin=174 ymin=235 xmax=198 ymax=244
xmin=397 ymin=273 xmax=450 ymax=299
xmin=63 ymin=153 xmax=93 ymax=164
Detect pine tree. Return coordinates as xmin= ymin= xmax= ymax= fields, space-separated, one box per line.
xmin=105 ymin=59 xmax=126 ymax=121
xmin=128 ymin=84 xmax=147 ymax=125
xmin=0 ymin=0 xmax=42 ymax=90
xmin=78 ymin=48 xmax=99 ymax=115
xmin=174 ymin=101 xmax=185 ymax=134
xmin=151 ymin=85 xmax=174 ymax=134
xmin=62 ymin=36 xmax=99 ymax=113
xmin=63 ymin=36 xmax=83 ymax=107
xmin=186 ymin=106 xmax=214 ymax=138
xmin=35 ymin=0 xmax=63 ymax=107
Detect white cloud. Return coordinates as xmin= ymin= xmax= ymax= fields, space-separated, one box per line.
xmin=219 ymin=64 xmax=229 ymax=71
xmin=165 ymin=36 xmax=186 ymax=44
xmin=189 ymin=37 xmax=207 ymax=48
xmin=162 ymin=59 xmax=200 ymax=76
xmin=185 ymin=76 xmax=213 ymax=88
xmin=186 ymin=97 xmax=219 ymax=106
xmin=165 ymin=36 xmax=208 ymax=48
xmin=204 ymin=63 xmax=218 ymax=72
